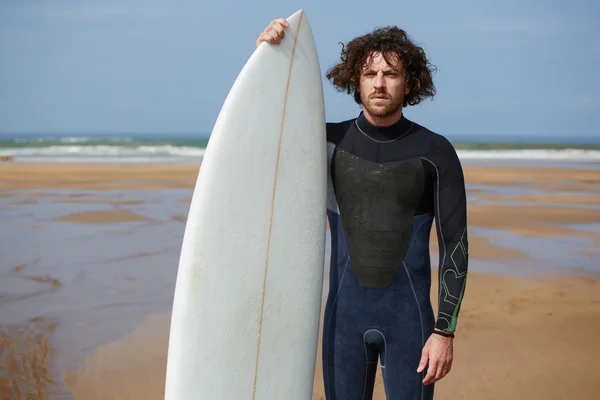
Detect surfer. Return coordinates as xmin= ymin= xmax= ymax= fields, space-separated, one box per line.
xmin=257 ymin=19 xmax=469 ymax=400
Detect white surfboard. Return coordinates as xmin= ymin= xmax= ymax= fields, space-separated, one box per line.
xmin=164 ymin=9 xmax=327 ymax=400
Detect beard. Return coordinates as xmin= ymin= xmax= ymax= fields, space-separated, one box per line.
xmin=360 ymin=90 xmax=404 ymax=118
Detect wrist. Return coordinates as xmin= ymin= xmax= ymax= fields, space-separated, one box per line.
xmin=432 ymin=328 xmax=455 ymax=338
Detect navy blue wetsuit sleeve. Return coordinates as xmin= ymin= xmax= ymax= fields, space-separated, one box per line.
xmin=428 ymin=139 xmax=469 ymax=333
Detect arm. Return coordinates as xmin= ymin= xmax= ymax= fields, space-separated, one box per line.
xmin=417 ymin=138 xmax=469 ymax=385
xmin=431 ymin=141 xmax=469 ymax=333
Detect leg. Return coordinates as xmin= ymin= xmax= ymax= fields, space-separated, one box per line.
xmin=322 ymin=311 xmax=378 ymax=400
xmin=378 ymin=258 xmax=436 ymax=399
xmin=380 ymin=332 xmax=434 ymax=400
xmin=323 ymin=212 xmax=379 ymax=399
xmin=378 ymin=266 xmax=435 ymax=400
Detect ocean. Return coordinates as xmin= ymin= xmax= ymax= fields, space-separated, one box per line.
xmin=2 ymin=132 xmax=600 ymax=167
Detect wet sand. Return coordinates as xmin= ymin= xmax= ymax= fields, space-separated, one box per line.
xmin=1 ymin=163 xmax=599 ymax=399
xmin=61 ymin=271 xmax=600 ymax=400
xmin=2 ymin=163 xmax=600 ymax=191
xmin=462 ymin=165 xmax=600 ymax=191
xmin=0 ymin=164 xmax=197 ymax=191
xmin=52 ymin=210 xmax=151 ymax=224
xmin=482 ymin=193 xmax=600 ymax=206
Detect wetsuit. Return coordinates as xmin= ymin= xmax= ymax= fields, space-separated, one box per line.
xmin=322 ymin=112 xmax=469 ymax=400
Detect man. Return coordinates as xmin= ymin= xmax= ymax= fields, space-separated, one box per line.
xmin=256 ymin=18 xmax=469 ymax=400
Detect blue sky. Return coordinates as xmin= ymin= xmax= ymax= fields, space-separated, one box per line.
xmin=1 ymin=0 xmax=598 ymax=140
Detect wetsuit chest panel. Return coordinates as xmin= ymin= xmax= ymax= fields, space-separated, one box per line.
xmin=332 ymin=148 xmax=425 ymax=288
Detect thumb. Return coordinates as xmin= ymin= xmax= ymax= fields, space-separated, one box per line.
xmin=417 ymin=347 xmax=429 ymax=373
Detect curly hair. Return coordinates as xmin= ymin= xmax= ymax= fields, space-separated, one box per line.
xmin=326 ymin=26 xmax=437 ymax=107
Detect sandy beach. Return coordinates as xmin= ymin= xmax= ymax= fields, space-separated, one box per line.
xmin=1 ymin=162 xmax=599 ymax=399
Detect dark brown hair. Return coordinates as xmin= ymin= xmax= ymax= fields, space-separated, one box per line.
xmin=326 ymin=26 xmax=437 ymax=107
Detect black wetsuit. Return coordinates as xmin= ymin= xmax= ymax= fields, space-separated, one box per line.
xmin=322 ymin=112 xmax=469 ymax=399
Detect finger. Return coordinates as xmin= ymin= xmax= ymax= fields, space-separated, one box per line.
xmin=270 ymin=23 xmax=286 ymax=40
xmin=271 ymin=18 xmax=289 ymax=28
xmin=416 ymin=349 xmax=429 ymax=373
xmin=434 ymin=360 xmax=446 ymax=382
xmin=422 ymin=359 xmax=438 ymax=385
xmin=259 ymin=31 xmax=280 ymax=45
xmin=265 ymin=31 xmax=281 ymax=44
xmin=445 ymin=358 xmax=453 ymax=376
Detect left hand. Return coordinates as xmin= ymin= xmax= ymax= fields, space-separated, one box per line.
xmin=416 ymin=330 xmax=454 ymax=385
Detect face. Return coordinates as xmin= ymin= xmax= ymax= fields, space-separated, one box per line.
xmin=358 ymin=52 xmax=410 ymax=123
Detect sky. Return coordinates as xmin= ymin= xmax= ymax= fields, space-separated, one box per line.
xmin=1 ymin=0 xmax=599 ymax=140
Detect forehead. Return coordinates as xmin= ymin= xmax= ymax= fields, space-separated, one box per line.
xmin=362 ymin=51 xmax=402 ymax=71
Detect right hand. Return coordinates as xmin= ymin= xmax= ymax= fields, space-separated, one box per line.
xmin=255 ymin=18 xmax=290 ymax=48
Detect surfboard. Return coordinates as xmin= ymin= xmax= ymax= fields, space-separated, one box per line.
xmin=164 ymin=9 xmax=327 ymax=399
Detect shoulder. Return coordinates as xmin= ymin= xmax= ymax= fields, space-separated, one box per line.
xmin=412 ymin=122 xmax=458 ymax=156
xmin=326 ymin=119 xmax=354 ymax=144
xmin=409 ymin=122 xmax=463 ymax=178
xmin=406 ymin=122 xmax=460 ymax=167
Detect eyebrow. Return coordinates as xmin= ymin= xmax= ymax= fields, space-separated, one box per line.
xmin=363 ymin=66 xmax=402 ymax=74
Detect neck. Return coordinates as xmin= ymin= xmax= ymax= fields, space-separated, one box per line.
xmin=362 ymin=107 xmax=403 ymax=127
xmin=355 ymin=110 xmax=413 ymax=142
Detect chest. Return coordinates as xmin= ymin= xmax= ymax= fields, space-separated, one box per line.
xmin=331 ymin=148 xmax=427 ymax=209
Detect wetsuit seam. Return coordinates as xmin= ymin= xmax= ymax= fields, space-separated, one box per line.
xmin=362 ymin=329 xmax=388 ymax=399
xmin=420 ymin=157 xmax=446 ymax=326
xmin=354 ymin=118 xmax=415 ymax=143
xmin=361 ymin=334 xmax=368 ymax=400
xmin=402 ymin=261 xmax=425 ymax=400
xmin=324 ymin=256 xmax=350 ymax=400
xmin=378 ymin=330 xmax=388 ymax=396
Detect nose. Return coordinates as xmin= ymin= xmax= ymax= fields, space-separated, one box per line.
xmin=373 ymin=71 xmax=385 ymax=88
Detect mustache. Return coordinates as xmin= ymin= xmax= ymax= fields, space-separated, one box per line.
xmin=369 ymin=92 xmax=389 ymax=99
